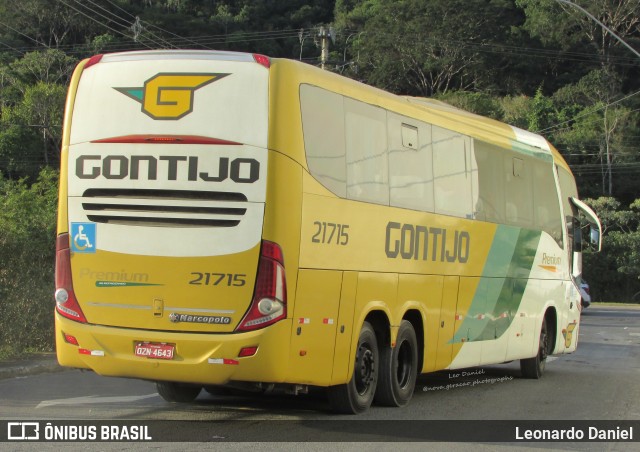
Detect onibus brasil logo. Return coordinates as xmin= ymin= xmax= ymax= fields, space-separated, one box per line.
xmin=115 ymin=73 xmax=228 ymax=120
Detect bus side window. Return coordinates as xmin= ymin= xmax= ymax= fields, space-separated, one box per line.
xmin=300 ymin=84 xmax=347 ymax=197
xmin=345 ymin=98 xmax=389 ymax=205
xmin=432 ymin=126 xmax=473 ymax=219
xmin=388 ymin=114 xmax=434 ymax=212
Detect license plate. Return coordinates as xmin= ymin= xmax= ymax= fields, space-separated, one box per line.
xmin=134 ymin=342 xmax=175 ymax=360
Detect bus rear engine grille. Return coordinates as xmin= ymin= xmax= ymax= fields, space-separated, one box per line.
xmin=81 ymin=188 xmax=247 ymax=228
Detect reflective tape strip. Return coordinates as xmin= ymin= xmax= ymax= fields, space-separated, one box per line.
xmin=323 ymin=318 xmax=334 ymax=325
xmin=298 ymin=318 xmax=310 ymax=324
xmin=79 ymin=349 xmax=104 ymax=356
xmin=208 ymin=358 xmax=239 ymax=365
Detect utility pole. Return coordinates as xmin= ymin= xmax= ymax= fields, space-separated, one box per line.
xmin=318 ymin=26 xmax=332 ymax=70
xmin=131 ymin=16 xmax=143 ymax=42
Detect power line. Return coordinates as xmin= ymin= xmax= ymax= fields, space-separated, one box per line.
xmin=56 ymin=0 xmax=154 ymax=50
xmin=0 ymin=19 xmax=47 ymax=48
xmin=0 ymin=26 xmax=309 ymax=55
xmin=67 ymin=0 xmax=168 ymax=48
xmin=0 ymin=39 xmax=24 ymax=55
xmin=0 ymin=17 xmax=634 ymax=69
xmin=102 ymin=0 xmax=210 ymax=49
xmin=83 ymin=0 xmax=132 ymax=29
xmin=536 ymin=91 xmax=640 ymax=135
xmin=84 ymin=0 xmax=176 ymax=49
xmin=553 ymin=0 xmax=640 ymax=61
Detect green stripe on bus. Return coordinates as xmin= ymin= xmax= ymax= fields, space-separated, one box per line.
xmin=452 ymin=226 xmax=541 ymax=343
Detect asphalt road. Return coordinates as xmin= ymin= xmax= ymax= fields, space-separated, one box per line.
xmin=0 ymin=305 xmax=638 ymax=450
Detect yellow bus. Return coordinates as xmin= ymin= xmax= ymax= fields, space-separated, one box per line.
xmin=55 ymin=50 xmax=601 ymax=414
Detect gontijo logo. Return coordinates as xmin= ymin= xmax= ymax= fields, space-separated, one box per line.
xmin=115 ymin=73 xmax=229 ymax=120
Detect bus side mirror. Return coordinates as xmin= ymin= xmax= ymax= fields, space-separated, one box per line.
xmin=589 ymin=226 xmax=600 ymax=249
xmin=570 ymin=197 xmax=602 ymax=252
xmin=573 ymin=223 xmax=583 ymax=251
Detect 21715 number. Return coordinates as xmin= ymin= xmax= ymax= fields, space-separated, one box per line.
xmin=189 ymin=273 xmax=246 ymax=286
xmin=311 ymin=221 xmax=349 ymax=246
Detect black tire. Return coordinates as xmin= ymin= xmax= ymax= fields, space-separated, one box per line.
xmin=328 ymin=321 xmax=379 ymax=414
xmin=204 ymin=385 xmax=232 ymax=396
xmin=375 ymin=320 xmax=418 ymax=407
xmin=156 ymin=381 xmax=202 ymax=403
xmin=520 ymin=317 xmax=550 ymax=379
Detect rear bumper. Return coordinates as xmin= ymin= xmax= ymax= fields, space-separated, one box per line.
xmin=55 ymin=312 xmax=291 ymax=385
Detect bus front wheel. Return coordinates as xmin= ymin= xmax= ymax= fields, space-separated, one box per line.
xmin=520 ymin=317 xmax=550 ymax=379
xmin=328 ymin=321 xmax=379 ymax=414
xmin=156 ymin=381 xmax=202 ymax=403
xmin=375 ymin=320 xmax=418 ymax=407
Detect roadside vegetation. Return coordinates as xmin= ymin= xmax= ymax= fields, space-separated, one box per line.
xmin=0 ymin=0 xmax=638 ymax=359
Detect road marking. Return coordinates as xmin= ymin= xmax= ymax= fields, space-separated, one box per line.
xmin=36 ymin=393 xmax=158 ymax=409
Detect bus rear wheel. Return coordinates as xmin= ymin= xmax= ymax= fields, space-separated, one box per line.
xmin=520 ymin=317 xmax=550 ymax=379
xmin=375 ymin=320 xmax=418 ymax=407
xmin=328 ymin=321 xmax=379 ymax=414
xmin=156 ymin=381 xmax=202 ymax=403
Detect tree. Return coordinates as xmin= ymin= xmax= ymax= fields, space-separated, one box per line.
xmin=435 ymin=91 xmax=504 ymax=120
xmin=551 ymin=69 xmax=638 ymax=199
xmin=0 ymin=168 xmax=58 ymax=358
xmin=8 ymin=49 xmax=75 ymax=89
xmin=336 ymin=0 xmax=524 ymax=96
xmin=516 ymin=0 xmax=640 ymax=84
xmin=0 ymin=51 xmax=71 ymax=178
xmin=582 ymin=197 xmax=640 ymax=301
xmin=0 ymin=0 xmax=96 ymax=48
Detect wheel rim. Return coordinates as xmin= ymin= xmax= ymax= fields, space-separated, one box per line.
xmin=355 ymin=341 xmax=375 ymax=395
xmin=539 ymin=323 xmax=548 ymax=361
xmin=395 ymin=340 xmax=412 ymax=389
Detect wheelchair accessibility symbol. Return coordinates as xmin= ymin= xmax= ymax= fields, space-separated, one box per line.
xmin=71 ymin=222 xmax=96 ymax=253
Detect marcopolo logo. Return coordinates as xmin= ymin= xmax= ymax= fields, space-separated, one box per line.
xmin=115 ymin=73 xmax=229 ymax=120
xmin=169 ymin=313 xmax=231 ymax=325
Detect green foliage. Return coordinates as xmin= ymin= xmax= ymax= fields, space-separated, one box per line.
xmin=582 ymin=197 xmax=640 ymax=302
xmin=499 ymin=95 xmax=533 ymax=129
xmin=435 ymin=91 xmax=504 ymax=120
xmin=548 ymin=69 xmax=639 ymax=200
xmin=516 ymin=0 xmax=577 ymax=48
xmin=8 ymin=50 xmax=76 ymax=89
xmin=89 ymin=34 xmax=117 ymax=54
xmin=0 ymin=168 xmax=58 ymax=358
xmin=337 ymin=0 xmax=524 ymax=96
xmin=527 ymin=87 xmax=556 ymax=132
xmin=0 ymin=124 xmax=42 ymax=180
xmin=0 ymin=51 xmax=70 ymax=179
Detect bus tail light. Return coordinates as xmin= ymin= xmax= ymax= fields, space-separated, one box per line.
xmin=55 ymin=234 xmax=88 ymax=323
xmin=83 ymin=54 xmax=104 ymax=69
xmin=238 ymin=346 xmax=258 ymax=358
xmin=236 ymin=241 xmax=286 ymax=332
xmin=63 ymin=333 xmax=79 ymax=346
xmin=252 ymin=54 xmax=271 ymax=69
